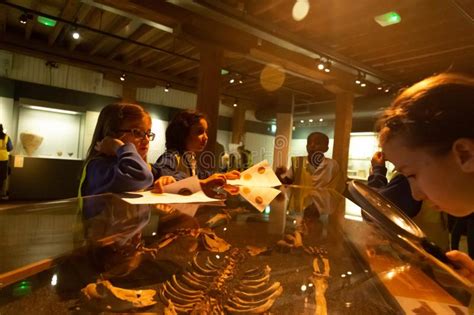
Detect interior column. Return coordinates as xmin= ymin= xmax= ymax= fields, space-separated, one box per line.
xmin=273 ymin=112 xmax=293 ymax=170
xmin=332 ymin=91 xmax=353 ymax=188
xmin=121 ymin=85 xmax=137 ymax=103
xmin=231 ymin=105 xmax=246 ymax=145
xmin=196 ymin=44 xmax=223 ymax=159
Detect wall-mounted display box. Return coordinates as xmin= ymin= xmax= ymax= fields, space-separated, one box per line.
xmin=16 ymin=99 xmax=86 ymax=159
xmin=347 ymin=132 xmax=395 ymax=180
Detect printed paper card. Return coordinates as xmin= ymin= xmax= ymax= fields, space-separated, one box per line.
xmin=227 ymin=160 xmax=282 ymax=187
xmin=163 ymin=175 xmax=201 ymax=194
xmin=121 ymin=190 xmax=222 ymax=205
xmin=239 ymin=186 xmax=281 ymax=212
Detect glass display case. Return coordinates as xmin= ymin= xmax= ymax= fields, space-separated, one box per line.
xmin=0 ymin=186 xmax=471 ymax=314
xmin=347 ymin=132 xmax=395 ymax=180
xmin=16 ymin=102 xmax=85 ymax=159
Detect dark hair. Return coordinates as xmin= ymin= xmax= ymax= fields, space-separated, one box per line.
xmin=166 ymin=110 xmax=206 ymax=154
xmin=84 ymin=103 xmax=151 ymax=164
xmin=307 ymin=132 xmax=329 ymax=146
xmin=377 ymin=73 xmax=474 ymax=155
xmin=0 ymin=124 xmax=4 ymax=140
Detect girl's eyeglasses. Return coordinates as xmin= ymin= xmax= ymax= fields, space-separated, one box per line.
xmin=119 ymin=129 xmax=155 ymax=141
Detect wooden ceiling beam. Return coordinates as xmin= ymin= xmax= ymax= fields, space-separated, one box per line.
xmin=68 ymin=7 xmax=102 ymax=51
xmin=145 ymin=46 xmax=196 ymax=69
xmin=240 ymin=0 xmax=286 ymax=16
xmin=373 ymin=46 xmax=473 ymax=68
xmin=89 ymin=16 xmax=131 ymax=56
xmin=48 ymin=0 xmax=81 ymax=46
xmin=0 ymin=33 xmax=197 ymax=90
xmin=361 ymin=39 xmax=473 ymax=66
xmin=24 ymin=2 xmax=41 ymax=40
xmin=93 ymin=0 xmax=360 ymax=94
xmin=168 ymin=62 xmax=199 ymax=77
xmin=0 ymin=6 xmax=7 ymax=33
xmin=107 ymin=24 xmax=153 ymax=59
xmin=158 ymin=51 xmax=199 ymax=72
xmin=140 ymin=42 xmax=192 ymax=68
xmin=138 ymin=51 xmax=170 ymax=69
xmin=123 ymin=33 xmax=172 ymax=65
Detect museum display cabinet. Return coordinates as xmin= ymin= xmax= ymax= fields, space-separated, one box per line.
xmin=0 ymin=186 xmax=471 ymax=314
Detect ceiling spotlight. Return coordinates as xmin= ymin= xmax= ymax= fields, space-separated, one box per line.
xmin=229 ymin=78 xmax=235 ymax=84
xmin=119 ymin=73 xmax=126 ymax=81
xmin=71 ymin=29 xmax=80 ymax=40
xmin=319 ymin=118 xmax=324 ymax=122
xmin=233 ymin=102 xmax=237 ymax=107
xmin=292 ymin=0 xmax=310 ymax=21
xmin=316 ymin=59 xmax=325 ymax=71
xmin=355 ymin=72 xmax=363 ymax=85
xmin=238 ymin=79 xmax=243 ymax=84
xmin=164 ymin=82 xmax=171 ymax=92
xmin=377 ymin=86 xmax=383 ymax=90
xmin=300 ymin=119 xmax=304 ymax=123
xmin=308 ymin=119 xmax=313 ymax=123
xmin=360 ymin=82 xmax=367 ymax=87
xmin=19 ymin=12 xmax=32 ymax=25
xmin=384 ymin=87 xmax=390 ymax=93
xmin=324 ymin=61 xmax=332 ymax=73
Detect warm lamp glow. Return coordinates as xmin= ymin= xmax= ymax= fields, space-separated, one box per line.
xmin=292 ymin=0 xmax=310 ymax=21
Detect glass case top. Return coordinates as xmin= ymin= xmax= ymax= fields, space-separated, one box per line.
xmin=0 ymin=186 xmax=470 ymax=314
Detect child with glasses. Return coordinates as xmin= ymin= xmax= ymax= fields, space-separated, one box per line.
xmin=377 ymin=72 xmax=474 ymax=282
xmin=80 ymin=103 xmax=175 ymax=196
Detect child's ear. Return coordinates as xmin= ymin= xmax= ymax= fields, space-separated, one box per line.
xmin=452 ymin=138 xmax=474 ymax=172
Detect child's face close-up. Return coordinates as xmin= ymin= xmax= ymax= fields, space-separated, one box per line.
xmin=382 ymin=136 xmax=473 ymax=217
xmin=119 ymin=117 xmax=152 ymax=159
xmin=185 ymin=118 xmax=208 ymax=153
xmin=306 ymin=135 xmax=328 ymax=156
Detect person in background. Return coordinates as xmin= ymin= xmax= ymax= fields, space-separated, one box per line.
xmin=368 ymin=151 xmax=450 ymax=251
xmin=237 ymin=145 xmax=252 ymax=170
xmin=0 ymin=124 xmax=13 ymax=200
xmin=153 ymin=110 xmax=239 ymax=187
xmin=276 ymin=132 xmax=343 ymax=191
xmin=79 ymin=103 xmax=174 ymax=197
xmin=376 ymin=72 xmax=474 ymax=281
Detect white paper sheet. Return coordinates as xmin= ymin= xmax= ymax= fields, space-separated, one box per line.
xmin=238 ymin=186 xmax=281 ymax=212
xmin=163 ymin=175 xmax=201 ymax=194
xmin=227 ymin=160 xmax=282 ymax=187
xmin=121 ymin=190 xmax=222 ymax=205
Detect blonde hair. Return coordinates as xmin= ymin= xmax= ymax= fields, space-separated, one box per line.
xmin=84 ymin=103 xmax=151 ymax=164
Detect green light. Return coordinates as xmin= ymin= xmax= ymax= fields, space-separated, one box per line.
xmin=37 ymin=16 xmax=57 ymax=27
xmin=12 ymin=280 xmax=32 ymax=297
xmin=220 ymin=69 xmax=229 ymax=75
xmin=374 ymin=11 xmax=401 ymax=27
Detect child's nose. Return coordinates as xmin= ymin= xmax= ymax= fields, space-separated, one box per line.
xmin=409 ymin=182 xmax=426 ymax=201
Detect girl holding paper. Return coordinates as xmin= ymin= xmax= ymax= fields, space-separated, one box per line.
xmin=153 ymin=110 xmax=239 ymax=188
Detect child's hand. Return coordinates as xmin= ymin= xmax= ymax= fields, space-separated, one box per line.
xmin=275 ymin=166 xmax=287 ymax=178
xmin=201 ymin=173 xmax=226 ymax=186
xmin=224 ymin=170 xmax=240 ymax=180
xmin=200 ymin=174 xmax=226 ymax=198
xmin=446 ymin=250 xmax=474 ymax=282
xmin=95 ymin=136 xmax=124 ymax=156
xmin=371 ymin=151 xmax=385 ymax=167
xmin=152 ymin=176 xmax=176 ymax=194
